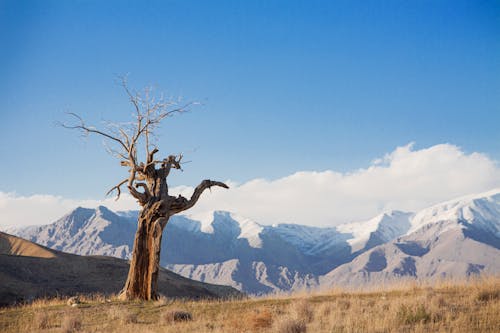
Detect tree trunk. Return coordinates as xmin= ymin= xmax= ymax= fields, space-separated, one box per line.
xmin=119 ymin=206 xmax=168 ymax=301
xmin=118 ymin=180 xmax=226 ymax=301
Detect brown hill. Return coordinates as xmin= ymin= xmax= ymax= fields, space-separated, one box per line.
xmin=0 ymin=230 xmax=56 ymax=258
xmin=0 ymin=232 xmax=242 ymax=306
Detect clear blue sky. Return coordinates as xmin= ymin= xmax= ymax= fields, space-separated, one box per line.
xmin=1 ymin=0 xmax=499 ymax=198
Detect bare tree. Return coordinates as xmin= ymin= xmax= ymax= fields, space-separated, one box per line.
xmin=62 ymin=78 xmax=228 ymax=300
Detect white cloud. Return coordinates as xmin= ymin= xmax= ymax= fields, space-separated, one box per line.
xmin=0 ymin=192 xmax=140 ymax=228
xmin=1 ymin=143 xmax=500 ymax=228
xmin=177 ymin=143 xmax=500 ymax=226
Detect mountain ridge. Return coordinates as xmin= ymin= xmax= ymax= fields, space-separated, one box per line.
xmin=320 ymin=189 xmax=500 ymax=287
xmin=5 ymin=189 xmax=500 ymax=294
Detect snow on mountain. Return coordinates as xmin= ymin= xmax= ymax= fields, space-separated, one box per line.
xmin=337 ymin=211 xmax=413 ymax=253
xmin=9 ymin=206 xmax=137 ymax=259
xmin=179 ymin=209 xmax=412 ymax=266
xmin=7 ymin=188 xmax=500 ymax=293
xmin=233 ymin=214 xmax=264 ymax=248
xmin=7 ymin=205 xmax=412 ymax=293
xmin=268 ymin=224 xmax=341 ymax=255
xmin=408 ymin=189 xmax=500 ymax=236
xmin=187 ymin=211 xmax=264 ymax=248
xmin=320 ymin=189 xmax=500 ymax=287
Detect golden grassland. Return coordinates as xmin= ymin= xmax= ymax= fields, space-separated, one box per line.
xmin=0 ymin=277 xmax=498 ymax=333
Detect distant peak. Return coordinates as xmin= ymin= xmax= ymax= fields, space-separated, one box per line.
xmin=73 ymin=206 xmax=93 ymax=212
xmin=68 ymin=206 xmax=95 ymax=217
xmin=378 ymin=210 xmax=413 ymax=219
xmin=387 ymin=210 xmax=413 ymax=216
xmin=96 ymin=205 xmax=112 ymax=213
xmin=213 ymin=210 xmax=232 ymax=218
xmin=94 ymin=205 xmax=120 ymax=221
xmin=408 ymin=188 xmax=500 ymax=235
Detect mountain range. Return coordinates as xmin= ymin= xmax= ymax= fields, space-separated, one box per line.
xmin=5 ymin=189 xmax=500 ymax=294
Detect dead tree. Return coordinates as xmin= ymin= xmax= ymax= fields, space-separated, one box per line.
xmin=62 ymin=79 xmax=228 ymax=300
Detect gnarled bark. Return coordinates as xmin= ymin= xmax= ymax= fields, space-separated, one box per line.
xmin=119 ymin=179 xmax=228 ymax=301
xmin=120 ymin=210 xmax=165 ymax=300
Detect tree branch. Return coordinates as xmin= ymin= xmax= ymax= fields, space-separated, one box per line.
xmin=135 ymin=182 xmax=152 ymax=198
xmin=147 ymin=148 xmax=159 ymax=164
xmin=128 ymin=184 xmax=148 ymax=206
xmin=60 ymin=113 xmax=129 ymax=152
xmin=160 ymin=154 xmax=183 ymax=178
xmin=106 ymin=178 xmax=128 ymax=200
xmin=170 ymin=180 xmax=229 ymax=214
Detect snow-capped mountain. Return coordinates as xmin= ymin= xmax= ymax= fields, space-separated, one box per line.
xmin=6 ymin=189 xmax=500 ymax=293
xmin=320 ymin=189 xmax=500 ymax=287
xmin=6 ymin=206 xmax=411 ymax=293
xmin=337 ymin=211 xmax=413 ymax=253
xmin=5 ymin=206 xmax=137 ymax=259
xmin=409 ymin=189 xmax=500 ymax=237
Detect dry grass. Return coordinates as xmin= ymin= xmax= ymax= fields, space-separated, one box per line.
xmin=292 ymin=299 xmax=314 ymax=323
xmin=33 ymin=311 xmax=50 ymax=329
xmin=0 ymin=276 xmax=498 ymax=333
xmin=121 ymin=310 xmax=139 ymax=324
xmin=275 ymin=318 xmax=307 ymax=333
xmin=61 ymin=314 xmax=82 ymax=333
xmin=248 ymin=309 xmax=274 ymax=329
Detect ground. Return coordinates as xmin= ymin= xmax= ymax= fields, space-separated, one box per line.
xmin=0 ymin=277 xmax=498 ymax=333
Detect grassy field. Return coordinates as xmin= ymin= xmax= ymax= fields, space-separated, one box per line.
xmin=0 ymin=277 xmax=498 ymax=333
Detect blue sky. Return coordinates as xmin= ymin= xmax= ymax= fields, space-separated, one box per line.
xmin=1 ymin=0 xmax=499 ymax=200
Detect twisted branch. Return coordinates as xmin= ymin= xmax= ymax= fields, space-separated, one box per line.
xmin=60 ymin=113 xmax=129 ymax=152
xmin=170 ymin=180 xmax=229 ymax=214
xmin=106 ymin=178 xmax=128 ymax=200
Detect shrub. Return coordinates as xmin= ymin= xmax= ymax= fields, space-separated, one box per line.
xmin=162 ymin=310 xmax=193 ymax=324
